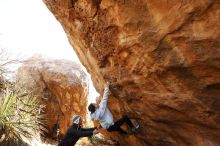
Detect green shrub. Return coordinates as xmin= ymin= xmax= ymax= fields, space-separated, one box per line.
xmin=0 ymin=88 xmax=45 ymax=146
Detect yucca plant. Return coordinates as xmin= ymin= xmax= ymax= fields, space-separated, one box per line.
xmin=0 ymin=88 xmax=46 ymax=146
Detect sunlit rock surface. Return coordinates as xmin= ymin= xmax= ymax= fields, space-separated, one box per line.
xmin=43 ymin=0 xmax=220 ymax=145
xmin=16 ymin=55 xmax=88 ymax=138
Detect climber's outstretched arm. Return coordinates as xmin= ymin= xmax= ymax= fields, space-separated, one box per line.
xmin=95 ymin=83 xmax=110 ymax=117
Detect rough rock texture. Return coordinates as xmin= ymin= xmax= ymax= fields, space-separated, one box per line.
xmin=16 ymin=55 xmax=88 ymax=138
xmin=43 ymin=0 xmax=220 ymax=146
xmin=0 ymin=76 xmax=7 ymax=93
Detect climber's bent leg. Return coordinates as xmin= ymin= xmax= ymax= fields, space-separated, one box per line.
xmin=107 ymin=123 xmax=128 ymax=134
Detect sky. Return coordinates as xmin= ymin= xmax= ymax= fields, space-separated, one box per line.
xmin=0 ymin=0 xmax=79 ymax=61
xmin=0 ymin=0 xmax=99 ymax=101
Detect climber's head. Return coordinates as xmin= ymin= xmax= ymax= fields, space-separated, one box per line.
xmin=72 ymin=115 xmax=82 ymax=125
xmin=88 ymin=103 xmax=96 ymax=114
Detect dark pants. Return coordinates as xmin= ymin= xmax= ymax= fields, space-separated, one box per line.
xmin=107 ymin=116 xmax=134 ymax=134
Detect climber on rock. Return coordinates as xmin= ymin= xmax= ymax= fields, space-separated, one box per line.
xmin=88 ymin=82 xmax=139 ymax=135
xmin=58 ymin=115 xmax=99 ymax=146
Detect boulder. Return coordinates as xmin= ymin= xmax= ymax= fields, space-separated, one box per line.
xmin=43 ymin=1 xmax=220 ymax=145
xmin=16 ymin=55 xmax=89 ymax=138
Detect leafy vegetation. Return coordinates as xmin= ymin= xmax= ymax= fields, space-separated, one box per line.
xmin=0 ymin=48 xmax=47 ymax=145
xmin=0 ymin=87 xmax=46 ymax=146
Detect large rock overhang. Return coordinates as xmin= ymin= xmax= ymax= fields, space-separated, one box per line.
xmin=43 ymin=0 xmax=220 ymax=145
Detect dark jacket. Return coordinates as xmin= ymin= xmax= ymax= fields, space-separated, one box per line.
xmin=58 ymin=124 xmax=95 ymax=146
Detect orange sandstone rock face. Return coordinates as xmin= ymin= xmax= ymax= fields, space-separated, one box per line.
xmin=16 ymin=56 xmax=88 ymax=138
xmin=43 ymin=0 xmax=220 ymax=145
